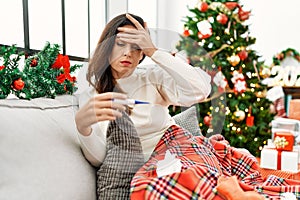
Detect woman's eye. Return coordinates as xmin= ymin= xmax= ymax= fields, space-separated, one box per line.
xmin=116 ymin=42 xmax=125 ymax=46
xmin=131 ymin=45 xmax=141 ymax=50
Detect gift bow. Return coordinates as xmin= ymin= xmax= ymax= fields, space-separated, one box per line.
xmin=272 ymin=136 xmax=289 ymax=170
xmin=274 ymin=136 xmax=289 ymax=149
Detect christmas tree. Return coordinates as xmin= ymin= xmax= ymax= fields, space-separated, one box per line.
xmin=176 ymin=0 xmax=274 ymax=156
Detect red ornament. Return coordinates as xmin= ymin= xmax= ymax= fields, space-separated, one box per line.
xmin=198 ymin=30 xmax=212 ymax=39
xmin=30 ymin=58 xmax=38 ymax=67
xmin=0 ymin=65 xmax=5 ymax=70
xmin=237 ymin=50 xmax=248 ymax=61
xmin=12 ymin=78 xmax=25 ymax=90
xmin=224 ymin=2 xmax=238 ymax=10
xmin=217 ymin=13 xmax=228 ymax=25
xmin=246 ymin=106 xmax=254 ymax=127
xmin=183 ymin=29 xmax=190 ymax=37
xmin=203 ymin=115 xmax=212 ymax=126
xmin=238 ymin=8 xmax=251 ymax=21
xmin=198 ymin=2 xmax=208 ymax=12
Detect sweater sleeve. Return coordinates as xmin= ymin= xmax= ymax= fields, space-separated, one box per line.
xmin=77 ymin=126 xmax=106 ymax=167
xmin=76 ymin=88 xmax=108 ymax=167
xmin=150 ymin=50 xmax=211 ymax=106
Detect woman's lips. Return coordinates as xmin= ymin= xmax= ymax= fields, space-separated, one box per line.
xmin=120 ymin=61 xmax=132 ymax=66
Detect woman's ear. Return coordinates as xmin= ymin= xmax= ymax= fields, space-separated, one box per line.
xmin=139 ymin=53 xmax=146 ymax=64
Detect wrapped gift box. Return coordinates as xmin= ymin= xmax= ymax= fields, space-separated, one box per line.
xmin=273 ymin=132 xmax=294 ymax=151
xmin=271 ymin=118 xmax=300 ymax=145
xmin=289 ymin=99 xmax=300 ymax=120
xmin=257 ymin=157 xmax=300 ymax=180
xmin=294 ymin=145 xmax=300 ymax=163
xmin=260 ymin=147 xmax=299 ymax=172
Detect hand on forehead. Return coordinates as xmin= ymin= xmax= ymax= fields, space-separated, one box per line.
xmin=125 ymin=13 xmax=146 ymax=30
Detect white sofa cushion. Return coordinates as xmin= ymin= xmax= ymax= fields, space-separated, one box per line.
xmin=0 ymin=95 xmax=96 ymax=200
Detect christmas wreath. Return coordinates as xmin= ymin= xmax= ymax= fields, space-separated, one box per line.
xmin=272 ymin=48 xmax=300 ymax=66
xmin=0 ymin=42 xmax=82 ymax=99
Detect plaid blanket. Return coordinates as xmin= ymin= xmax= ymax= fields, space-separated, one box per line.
xmin=130 ymin=125 xmax=300 ymax=199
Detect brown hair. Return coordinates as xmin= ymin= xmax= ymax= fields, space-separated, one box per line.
xmin=87 ymin=13 xmax=145 ymax=93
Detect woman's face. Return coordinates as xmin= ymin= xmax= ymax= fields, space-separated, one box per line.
xmin=109 ymin=25 xmax=143 ymax=79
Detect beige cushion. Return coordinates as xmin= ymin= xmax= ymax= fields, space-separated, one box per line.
xmin=0 ymin=95 xmax=96 ymax=200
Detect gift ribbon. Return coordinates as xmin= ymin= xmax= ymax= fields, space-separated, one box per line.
xmin=277 ymin=149 xmax=282 ymax=170
xmin=268 ymin=148 xmax=282 ymax=170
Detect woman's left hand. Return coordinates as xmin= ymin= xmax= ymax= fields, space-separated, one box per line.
xmin=117 ymin=13 xmax=157 ymax=57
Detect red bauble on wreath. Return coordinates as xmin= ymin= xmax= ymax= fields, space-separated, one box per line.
xmin=30 ymin=58 xmax=38 ymax=67
xmin=12 ymin=78 xmax=25 ymax=90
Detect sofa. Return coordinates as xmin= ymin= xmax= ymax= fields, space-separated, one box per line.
xmin=0 ymin=95 xmax=97 ymax=200
xmin=0 ymin=93 xmax=201 ymax=200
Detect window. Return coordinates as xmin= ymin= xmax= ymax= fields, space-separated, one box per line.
xmin=0 ymin=0 xmax=162 ymax=61
xmin=28 ymin=0 xmax=62 ymax=50
xmin=0 ymin=1 xmax=24 ymax=47
xmin=0 ymin=0 xmax=107 ymax=61
xmin=65 ymin=0 xmax=88 ymax=58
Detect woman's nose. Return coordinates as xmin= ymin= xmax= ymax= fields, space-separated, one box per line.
xmin=123 ymin=45 xmax=132 ymax=56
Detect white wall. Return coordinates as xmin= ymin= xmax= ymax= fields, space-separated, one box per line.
xmin=240 ymin=0 xmax=300 ymax=65
xmin=2 ymin=0 xmax=299 ymax=65
xmin=110 ymin=0 xmax=300 ymax=65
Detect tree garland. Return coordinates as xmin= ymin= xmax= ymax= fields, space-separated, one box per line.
xmin=0 ymin=42 xmax=82 ymax=99
xmin=272 ymin=48 xmax=300 ymax=66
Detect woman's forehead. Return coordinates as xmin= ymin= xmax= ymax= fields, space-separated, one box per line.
xmin=119 ymin=24 xmax=136 ymax=29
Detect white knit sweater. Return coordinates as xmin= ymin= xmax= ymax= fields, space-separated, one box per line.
xmin=77 ymin=49 xmax=211 ymax=167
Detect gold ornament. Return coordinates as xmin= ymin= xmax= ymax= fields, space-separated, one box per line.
xmin=256 ymin=90 xmax=267 ymax=98
xmin=259 ymin=67 xmax=271 ymax=79
xmin=233 ymin=110 xmax=246 ymax=122
xmin=227 ymin=55 xmax=240 ymax=66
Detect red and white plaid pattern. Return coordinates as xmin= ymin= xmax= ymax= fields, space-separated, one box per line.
xmin=130 ymin=125 xmax=300 ymax=199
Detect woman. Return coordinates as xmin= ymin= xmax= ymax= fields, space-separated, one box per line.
xmin=75 ymin=13 xmax=211 ymax=199
xmin=75 ymin=13 xmax=211 ymax=166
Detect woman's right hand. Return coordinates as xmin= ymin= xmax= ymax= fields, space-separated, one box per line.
xmin=75 ymin=92 xmax=127 ymax=136
xmin=117 ymin=13 xmax=157 ymax=57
